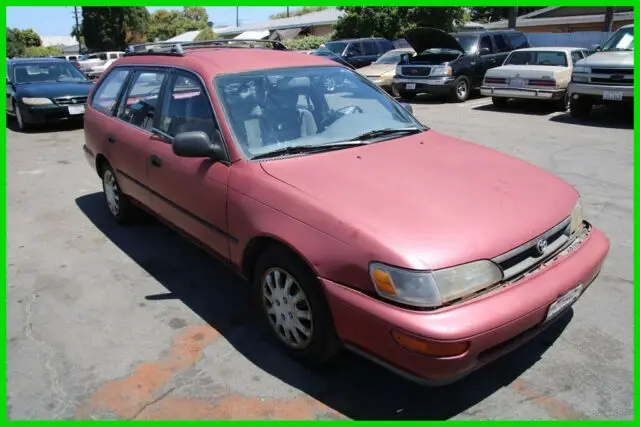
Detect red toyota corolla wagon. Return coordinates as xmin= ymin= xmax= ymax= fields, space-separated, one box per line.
xmin=82 ymin=40 xmax=609 ymax=385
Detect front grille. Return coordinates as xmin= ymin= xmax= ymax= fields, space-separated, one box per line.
xmin=591 ymin=77 xmax=633 ymax=85
xmin=591 ymin=68 xmax=633 ymax=75
xmin=492 ymin=217 xmax=572 ymax=282
xmin=401 ymin=66 xmax=430 ymax=76
xmin=54 ymin=96 xmax=88 ymax=105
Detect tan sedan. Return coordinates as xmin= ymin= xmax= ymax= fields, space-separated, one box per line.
xmin=481 ymin=47 xmax=591 ymax=110
xmin=357 ymin=48 xmax=415 ymax=95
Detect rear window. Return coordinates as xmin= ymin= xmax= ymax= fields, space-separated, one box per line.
xmin=505 ymin=50 xmax=568 ymax=67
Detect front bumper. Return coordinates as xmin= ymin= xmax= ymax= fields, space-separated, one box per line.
xmin=18 ymin=102 xmax=85 ymax=124
xmin=321 ymin=225 xmax=609 ymax=386
xmin=481 ymin=86 xmax=566 ymax=101
xmin=568 ymin=82 xmax=633 ymax=105
xmin=393 ymin=76 xmax=456 ymax=95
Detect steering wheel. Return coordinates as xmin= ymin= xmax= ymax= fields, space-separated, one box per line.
xmin=320 ymin=105 xmax=364 ymax=128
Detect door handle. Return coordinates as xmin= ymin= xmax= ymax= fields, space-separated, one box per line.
xmin=107 ymin=136 xmax=116 ymax=144
xmin=149 ymin=154 xmax=162 ymax=168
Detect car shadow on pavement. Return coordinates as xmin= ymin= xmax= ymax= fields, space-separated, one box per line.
xmin=6 ymin=117 xmax=84 ymax=134
xmin=473 ymin=100 xmax=561 ymax=116
xmin=76 ymin=192 xmax=573 ymax=420
xmin=549 ymin=107 xmax=633 ymax=130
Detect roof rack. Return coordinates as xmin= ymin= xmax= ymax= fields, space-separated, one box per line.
xmin=125 ymin=39 xmax=288 ymax=56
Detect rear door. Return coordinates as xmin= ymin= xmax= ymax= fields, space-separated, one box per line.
xmin=491 ymin=33 xmax=512 ymax=66
xmin=344 ymin=42 xmax=367 ymax=68
xmin=103 ymin=67 xmax=170 ymax=207
xmin=475 ymin=35 xmax=498 ymax=84
xmin=147 ymin=69 xmax=232 ymax=259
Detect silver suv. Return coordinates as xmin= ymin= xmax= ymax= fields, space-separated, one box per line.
xmin=568 ymin=24 xmax=633 ymax=119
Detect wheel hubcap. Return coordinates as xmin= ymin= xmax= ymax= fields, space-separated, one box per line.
xmin=103 ymin=170 xmax=120 ymax=216
xmin=457 ymin=81 xmax=467 ymax=98
xmin=262 ymin=267 xmax=313 ymax=349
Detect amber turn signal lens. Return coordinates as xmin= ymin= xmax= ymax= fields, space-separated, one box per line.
xmin=372 ymin=269 xmax=397 ymax=295
xmin=391 ymin=330 xmax=470 ymax=357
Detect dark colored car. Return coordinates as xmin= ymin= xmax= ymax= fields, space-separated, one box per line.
xmin=321 ymin=37 xmax=395 ymax=69
xmin=6 ymin=57 xmax=94 ymax=131
xmin=393 ymin=28 xmax=530 ymax=102
xmin=311 ymin=47 xmax=356 ymax=92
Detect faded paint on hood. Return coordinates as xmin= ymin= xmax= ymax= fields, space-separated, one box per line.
xmin=259 ymin=130 xmax=578 ymax=270
xmin=576 ymin=51 xmax=634 ymax=67
xmin=357 ymin=63 xmax=397 ymax=77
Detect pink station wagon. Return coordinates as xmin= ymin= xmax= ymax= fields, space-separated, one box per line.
xmin=82 ymin=40 xmax=610 ymax=386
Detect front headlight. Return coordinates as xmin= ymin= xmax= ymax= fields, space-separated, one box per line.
xmin=430 ymin=66 xmax=453 ymax=77
xmin=572 ymin=74 xmax=589 ymax=82
xmin=570 ymin=198 xmax=584 ymax=234
xmin=395 ymin=65 xmax=402 ymax=75
xmin=370 ymin=260 xmax=503 ymax=308
xmin=22 ymin=97 xmax=53 ymax=106
xmin=573 ymin=66 xmax=590 ymax=74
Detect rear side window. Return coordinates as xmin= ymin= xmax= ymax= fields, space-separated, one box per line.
xmin=493 ymin=35 xmax=510 ymax=52
xmin=157 ymin=72 xmax=218 ymax=141
xmin=345 ymin=42 xmax=362 ymax=56
xmin=479 ymin=36 xmax=493 ymax=54
xmin=117 ymin=69 xmax=169 ymax=131
xmin=507 ymin=33 xmax=529 ymax=50
xmin=90 ymin=68 xmax=131 ymax=115
xmin=571 ymin=50 xmax=584 ymax=64
xmin=362 ymin=40 xmax=378 ymax=55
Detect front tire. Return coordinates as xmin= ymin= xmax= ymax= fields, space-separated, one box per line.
xmin=554 ymin=92 xmax=570 ymax=112
xmin=397 ymin=90 xmax=416 ymax=100
xmin=13 ymin=100 xmax=28 ymax=132
xmin=254 ymin=246 xmax=342 ymax=364
xmin=101 ymin=163 xmax=139 ymax=225
xmin=450 ymin=75 xmax=471 ymax=102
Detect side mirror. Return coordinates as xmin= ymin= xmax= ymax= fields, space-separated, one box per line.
xmin=400 ymin=102 xmax=413 ymax=114
xmin=591 ymin=44 xmax=601 ymax=52
xmin=172 ymin=131 xmax=226 ymax=160
xmin=479 ymin=47 xmax=491 ymax=56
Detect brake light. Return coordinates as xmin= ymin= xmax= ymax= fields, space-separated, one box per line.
xmin=485 ymin=77 xmax=506 ymax=84
xmin=528 ymin=79 xmax=556 ymax=87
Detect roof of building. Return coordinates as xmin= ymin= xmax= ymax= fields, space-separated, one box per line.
xmin=165 ymin=30 xmax=203 ymax=42
xmin=216 ymin=7 xmax=343 ymax=36
xmin=41 ymin=35 xmax=78 ymax=48
xmin=485 ymin=7 xmax=634 ymax=29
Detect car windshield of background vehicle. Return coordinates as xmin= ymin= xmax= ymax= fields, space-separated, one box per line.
xmin=452 ymin=34 xmax=478 ymax=53
xmin=374 ymin=51 xmax=406 ymax=64
xmin=505 ymin=51 xmax=568 ymax=67
xmin=602 ymin=27 xmax=634 ymax=51
xmin=322 ymin=41 xmax=347 ymax=55
xmin=13 ymin=62 xmax=88 ymax=84
xmin=215 ymin=66 xmax=425 ymax=159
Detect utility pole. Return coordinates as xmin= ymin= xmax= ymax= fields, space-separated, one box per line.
xmin=287 ymin=7 xmax=290 ymax=18
xmin=72 ymin=6 xmax=82 ymax=52
xmin=236 ymin=7 xmax=239 ymax=26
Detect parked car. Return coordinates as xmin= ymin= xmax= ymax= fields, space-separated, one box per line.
xmin=6 ymin=57 xmax=94 ymax=131
xmin=320 ymin=37 xmax=395 ymax=69
xmin=568 ymin=23 xmax=634 ymax=119
xmin=77 ymin=51 xmax=125 ymax=74
xmin=481 ymin=47 xmax=592 ymax=110
xmin=84 ymin=58 xmax=117 ymax=80
xmin=83 ymin=40 xmax=609 ymax=386
xmin=310 ymin=47 xmax=355 ymax=92
xmin=393 ymin=27 xmax=530 ymax=102
xmin=357 ymin=47 xmax=415 ymax=95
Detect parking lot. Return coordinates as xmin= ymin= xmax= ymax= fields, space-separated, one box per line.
xmin=6 ymin=94 xmax=634 ymax=420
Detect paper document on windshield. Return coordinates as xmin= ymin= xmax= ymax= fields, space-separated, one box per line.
xmin=617 ymin=33 xmax=633 ymax=50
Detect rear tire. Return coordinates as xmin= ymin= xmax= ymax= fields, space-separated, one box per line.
xmin=100 ymin=162 xmax=139 ymax=225
xmin=253 ymin=245 xmax=342 ymax=365
xmin=492 ymin=97 xmax=508 ymax=108
xmin=570 ymin=97 xmax=592 ymax=119
xmin=553 ymin=92 xmax=570 ymax=111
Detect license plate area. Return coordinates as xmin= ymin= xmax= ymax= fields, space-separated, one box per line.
xmin=510 ymin=78 xmax=525 ymax=88
xmin=68 ymin=104 xmax=85 ymax=115
xmin=405 ymin=83 xmax=416 ymax=90
xmin=603 ymin=91 xmax=623 ymax=101
xmin=545 ymin=284 xmax=584 ymax=322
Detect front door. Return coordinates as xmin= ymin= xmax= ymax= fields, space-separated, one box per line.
xmin=147 ymin=70 xmax=232 ymax=259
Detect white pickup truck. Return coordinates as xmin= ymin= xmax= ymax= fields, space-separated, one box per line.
xmin=76 ymin=51 xmax=125 ymax=76
xmin=568 ymin=24 xmax=633 ymax=119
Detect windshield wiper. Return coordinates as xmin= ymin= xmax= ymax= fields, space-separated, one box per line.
xmin=347 ymin=127 xmax=422 ymax=142
xmin=251 ymin=141 xmax=369 ymax=160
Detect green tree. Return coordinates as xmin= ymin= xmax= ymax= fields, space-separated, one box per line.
xmin=270 ymin=7 xmax=327 ymax=20
xmin=11 ymin=28 xmax=42 ymax=47
xmin=469 ymin=7 xmax=545 ymax=23
xmin=148 ymin=7 xmax=210 ymax=41
xmin=23 ymin=45 xmax=64 ymax=57
xmin=283 ymin=35 xmax=331 ymax=50
xmin=6 ymin=28 xmax=26 ymax=58
xmin=332 ymin=7 xmax=466 ymax=41
xmin=81 ymin=7 xmax=150 ymax=51
xmin=193 ymin=27 xmax=216 ymax=41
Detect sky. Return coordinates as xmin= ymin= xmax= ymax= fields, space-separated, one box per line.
xmin=6 ymin=6 xmax=306 ymax=36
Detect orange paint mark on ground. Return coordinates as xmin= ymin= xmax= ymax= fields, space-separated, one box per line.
xmin=135 ymin=395 xmax=344 ymax=420
xmin=77 ymin=324 xmax=220 ymax=419
xmin=512 ymin=379 xmax=588 ymax=420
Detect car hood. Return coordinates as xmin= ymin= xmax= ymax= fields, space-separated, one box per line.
xmin=259 ymin=131 xmax=578 ymax=270
xmin=404 ymin=27 xmax=465 ymax=54
xmin=577 ymin=51 xmax=634 ymax=67
xmin=357 ymin=63 xmax=396 ymax=76
xmin=16 ymin=81 xmax=94 ymax=98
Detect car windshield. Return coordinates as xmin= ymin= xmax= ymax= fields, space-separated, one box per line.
xmin=13 ymin=61 xmax=88 ymax=84
xmin=601 ymin=26 xmax=634 ymax=51
xmin=374 ymin=50 xmax=410 ymax=64
xmin=505 ymin=50 xmax=568 ymax=67
xmin=215 ymin=66 xmax=425 ymax=159
xmin=452 ymin=34 xmax=478 ymax=53
xmin=322 ymin=41 xmax=347 ymax=55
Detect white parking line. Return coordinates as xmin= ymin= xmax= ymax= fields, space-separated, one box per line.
xmin=459 ymin=98 xmax=493 ymax=108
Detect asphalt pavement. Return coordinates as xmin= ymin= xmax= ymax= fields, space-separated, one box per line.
xmin=6 ymin=94 xmax=634 ymax=420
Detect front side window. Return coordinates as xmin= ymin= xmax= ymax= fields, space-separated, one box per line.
xmin=117 ymin=69 xmax=169 ymax=130
xmin=157 ymin=72 xmax=218 ymax=141
xmin=322 ymin=41 xmax=347 ymax=55
xmin=90 ymin=67 xmax=131 ymax=115
xmin=362 ymin=40 xmax=378 ymax=55
xmin=478 ymin=36 xmax=493 ymax=54
xmin=12 ymin=61 xmax=87 ymax=84
xmin=504 ymin=50 xmax=568 ymax=67
xmin=453 ymin=35 xmax=480 ymax=54
xmin=214 ymin=66 xmax=425 ymax=159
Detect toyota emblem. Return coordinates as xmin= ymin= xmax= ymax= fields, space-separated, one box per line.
xmin=535 ymin=239 xmax=548 ymax=255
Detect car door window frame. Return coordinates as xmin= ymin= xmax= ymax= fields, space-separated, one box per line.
xmin=114 ymin=67 xmax=171 ymax=133
xmin=89 ymin=65 xmax=135 ymax=117
xmin=493 ymin=34 xmax=510 ymax=53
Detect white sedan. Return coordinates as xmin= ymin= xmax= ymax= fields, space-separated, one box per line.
xmin=481 ymin=47 xmax=591 ymax=111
